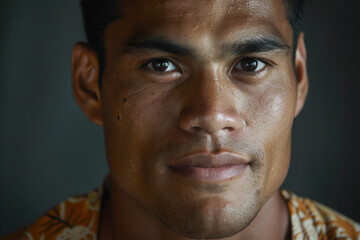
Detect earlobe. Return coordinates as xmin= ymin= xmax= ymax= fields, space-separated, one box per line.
xmin=294 ymin=32 xmax=309 ymax=117
xmin=71 ymin=42 xmax=103 ymax=125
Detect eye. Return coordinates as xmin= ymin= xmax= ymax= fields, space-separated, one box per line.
xmin=234 ymin=58 xmax=266 ymax=72
xmin=146 ymin=58 xmax=177 ymax=72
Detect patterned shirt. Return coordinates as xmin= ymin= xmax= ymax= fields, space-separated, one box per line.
xmin=4 ymin=184 xmax=360 ymax=240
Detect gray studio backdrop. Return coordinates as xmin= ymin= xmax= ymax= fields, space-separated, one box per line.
xmin=1 ymin=0 xmax=359 ymax=236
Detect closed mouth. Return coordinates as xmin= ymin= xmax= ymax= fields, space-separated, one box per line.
xmin=169 ymin=151 xmax=249 ymax=182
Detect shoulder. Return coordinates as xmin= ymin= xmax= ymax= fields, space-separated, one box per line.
xmin=282 ymin=190 xmax=360 ymax=240
xmin=3 ymin=189 xmax=102 ymax=240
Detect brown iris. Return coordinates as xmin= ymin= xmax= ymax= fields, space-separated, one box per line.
xmin=151 ymin=59 xmax=170 ymax=72
xmin=240 ymin=58 xmax=259 ymax=72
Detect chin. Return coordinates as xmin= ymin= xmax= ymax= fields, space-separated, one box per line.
xmin=153 ymin=193 xmax=261 ymax=239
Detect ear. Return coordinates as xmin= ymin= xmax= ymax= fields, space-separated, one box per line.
xmin=294 ymin=32 xmax=309 ymax=117
xmin=71 ymin=42 xmax=103 ymax=125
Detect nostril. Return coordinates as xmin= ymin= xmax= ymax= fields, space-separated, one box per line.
xmin=178 ymin=106 xmax=246 ymax=135
xmin=189 ymin=126 xmax=202 ymax=133
xmin=223 ymin=127 xmax=235 ymax=132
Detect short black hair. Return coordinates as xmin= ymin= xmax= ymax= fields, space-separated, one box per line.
xmin=80 ymin=0 xmax=305 ymax=83
xmin=283 ymin=0 xmax=305 ymax=61
xmin=80 ymin=0 xmax=121 ymax=81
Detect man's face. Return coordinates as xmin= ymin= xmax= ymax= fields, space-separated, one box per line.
xmin=96 ymin=0 xmax=304 ymax=238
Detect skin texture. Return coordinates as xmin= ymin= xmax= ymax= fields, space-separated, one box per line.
xmin=72 ymin=0 xmax=308 ymax=239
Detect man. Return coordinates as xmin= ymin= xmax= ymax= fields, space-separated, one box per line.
xmin=4 ymin=0 xmax=360 ymax=239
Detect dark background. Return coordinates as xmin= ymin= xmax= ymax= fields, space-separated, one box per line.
xmin=0 ymin=0 xmax=359 ymax=236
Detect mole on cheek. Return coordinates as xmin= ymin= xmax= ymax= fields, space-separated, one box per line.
xmin=123 ymin=98 xmax=127 ymax=103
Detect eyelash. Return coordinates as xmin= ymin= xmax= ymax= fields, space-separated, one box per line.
xmin=140 ymin=58 xmax=179 ymax=71
xmin=232 ymin=57 xmax=272 ymax=75
xmin=139 ymin=57 xmax=273 ymax=75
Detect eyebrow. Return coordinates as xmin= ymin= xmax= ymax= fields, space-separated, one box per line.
xmin=124 ymin=38 xmax=194 ymax=57
xmin=122 ymin=35 xmax=290 ymax=57
xmin=225 ymin=36 xmax=290 ymax=55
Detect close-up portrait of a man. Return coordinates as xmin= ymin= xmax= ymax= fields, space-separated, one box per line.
xmin=1 ymin=0 xmax=359 ymax=239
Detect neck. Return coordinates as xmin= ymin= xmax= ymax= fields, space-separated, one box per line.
xmin=99 ymin=180 xmax=290 ymax=240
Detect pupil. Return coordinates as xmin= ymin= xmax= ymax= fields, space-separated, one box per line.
xmin=153 ymin=60 xmax=169 ymax=72
xmin=242 ymin=59 xmax=258 ymax=71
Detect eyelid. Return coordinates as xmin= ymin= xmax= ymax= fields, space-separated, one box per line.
xmin=137 ymin=57 xmax=186 ymax=83
xmin=231 ymin=57 xmax=272 ymax=74
xmin=140 ymin=57 xmax=180 ymax=72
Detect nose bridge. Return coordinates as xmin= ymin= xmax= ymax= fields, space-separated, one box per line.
xmin=196 ymin=65 xmax=229 ymax=112
xmin=178 ymin=64 xmax=245 ymax=134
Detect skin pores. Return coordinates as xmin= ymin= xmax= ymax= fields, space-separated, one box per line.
xmin=94 ymin=0 xmax=305 ymax=238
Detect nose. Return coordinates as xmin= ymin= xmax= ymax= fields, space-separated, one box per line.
xmin=178 ymin=68 xmax=246 ymax=135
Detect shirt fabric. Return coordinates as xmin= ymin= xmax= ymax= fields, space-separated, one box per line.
xmin=7 ymin=181 xmax=360 ymax=240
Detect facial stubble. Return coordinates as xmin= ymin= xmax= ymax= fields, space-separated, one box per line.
xmin=149 ymin=138 xmax=267 ymax=239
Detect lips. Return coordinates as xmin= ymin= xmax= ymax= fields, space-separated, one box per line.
xmin=169 ymin=152 xmax=249 ymax=182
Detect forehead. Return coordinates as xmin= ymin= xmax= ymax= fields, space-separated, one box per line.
xmin=107 ymin=0 xmax=292 ymax=52
xmin=123 ymin=0 xmax=285 ymax=18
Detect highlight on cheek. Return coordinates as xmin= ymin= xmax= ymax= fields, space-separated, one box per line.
xmin=271 ymin=95 xmax=284 ymax=115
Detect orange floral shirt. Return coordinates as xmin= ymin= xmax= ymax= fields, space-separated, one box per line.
xmin=5 ymin=184 xmax=360 ymax=240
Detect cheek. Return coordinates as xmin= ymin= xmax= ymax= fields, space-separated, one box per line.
xmin=245 ymin=80 xmax=296 ymax=140
xmin=101 ymin=81 xmax=181 ymax=192
xmin=244 ymin=83 xmax=296 ymax=191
